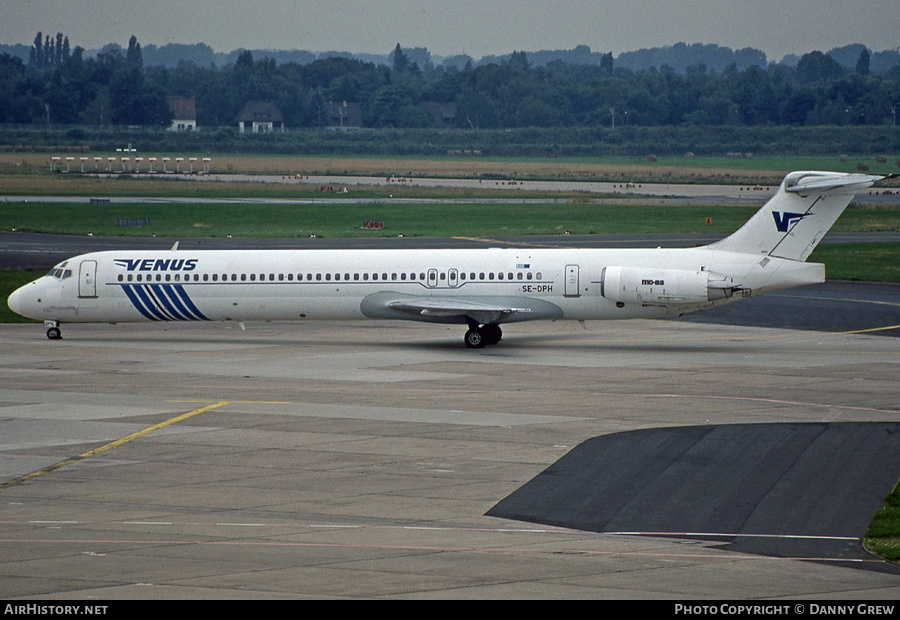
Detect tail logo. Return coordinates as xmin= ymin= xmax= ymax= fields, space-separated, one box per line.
xmin=773 ymin=211 xmax=811 ymax=232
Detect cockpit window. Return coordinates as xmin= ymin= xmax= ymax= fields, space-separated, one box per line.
xmin=47 ymin=262 xmax=72 ymax=280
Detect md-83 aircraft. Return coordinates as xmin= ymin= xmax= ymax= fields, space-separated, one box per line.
xmin=6 ymin=171 xmax=890 ymax=347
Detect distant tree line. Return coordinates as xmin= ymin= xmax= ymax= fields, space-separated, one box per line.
xmin=1 ymin=34 xmax=899 ymax=130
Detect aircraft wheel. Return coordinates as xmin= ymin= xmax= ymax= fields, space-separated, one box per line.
xmin=464 ymin=328 xmax=486 ymax=348
xmin=46 ymin=327 xmax=62 ymax=340
xmin=483 ymin=324 xmax=502 ymax=345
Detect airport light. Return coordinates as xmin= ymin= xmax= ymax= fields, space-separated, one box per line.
xmin=51 ymin=156 xmax=60 ymax=172
xmin=203 ymin=157 xmax=211 ymax=173
xmin=107 ymin=157 xmax=115 ymax=172
xmin=135 ymin=157 xmax=143 ymax=173
xmin=176 ymin=157 xmax=184 ymax=173
xmin=93 ymin=157 xmax=101 ymax=171
xmin=148 ymin=157 xmax=157 ymax=173
xmin=80 ymin=157 xmax=88 ymax=172
xmin=162 ymin=157 xmax=170 ymax=173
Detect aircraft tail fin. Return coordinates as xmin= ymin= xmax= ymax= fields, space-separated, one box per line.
xmin=710 ymin=171 xmax=888 ymax=261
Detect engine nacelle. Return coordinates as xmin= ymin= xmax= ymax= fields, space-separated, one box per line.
xmin=601 ymin=266 xmax=735 ymax=306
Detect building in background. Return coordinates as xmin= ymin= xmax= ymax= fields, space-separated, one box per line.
xmin=167 ymin=96 xmax=197 ymax=131
xmin=235 ymin=101 xmax=284 ymax=133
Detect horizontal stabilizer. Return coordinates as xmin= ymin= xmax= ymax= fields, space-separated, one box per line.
xmin=784 ymin=172 xmax=891 ymax=195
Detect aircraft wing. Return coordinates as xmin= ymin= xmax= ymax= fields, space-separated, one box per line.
xmin=360 ymin=292 xmax=564 ymax=325
xmin=388 ymin=297 xmax=530 ymax=324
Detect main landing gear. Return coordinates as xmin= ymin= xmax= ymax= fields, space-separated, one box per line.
xmin=464 ymin=324 xmax=502 ymax=349
xmin=45 ymin=320 xmax=62 ymax=340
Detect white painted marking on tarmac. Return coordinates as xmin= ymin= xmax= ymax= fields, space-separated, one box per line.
xmin=610 ymin=531 xmax=858 ymax=541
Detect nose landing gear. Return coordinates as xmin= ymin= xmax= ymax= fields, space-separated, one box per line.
xmin=45 ymin=321 xmax=62 ymax=340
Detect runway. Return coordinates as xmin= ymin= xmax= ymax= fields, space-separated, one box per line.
xmin=1 ymin=316 xmax=899 ymax=598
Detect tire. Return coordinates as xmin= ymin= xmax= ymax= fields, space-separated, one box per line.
xmin=464 ymin=328 xmax=485 ymax=348
xmin=483 ymin=324 xmax=502 ymax=345
xmin=46 ymin=327 xmax=62 ymax=340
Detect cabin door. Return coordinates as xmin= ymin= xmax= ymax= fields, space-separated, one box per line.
xmin=78 ymin=260 xmax=98 ymax=298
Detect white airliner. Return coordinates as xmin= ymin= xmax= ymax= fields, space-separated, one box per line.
xmin=6 ymin=171 xmax=889 ymax=347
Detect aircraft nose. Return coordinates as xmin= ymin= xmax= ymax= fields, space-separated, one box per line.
xmin=7 ymin=287 xmax=23 ymax=316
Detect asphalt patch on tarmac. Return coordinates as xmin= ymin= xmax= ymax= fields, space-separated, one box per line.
xmin=487 ymin=423 xmax=900 ymax=568
xmin=677 ymin=282 xmax=900 ymax=337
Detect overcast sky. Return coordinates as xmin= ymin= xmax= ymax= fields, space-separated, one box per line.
xmin=2 ymin=0 xmax=899 ymax=62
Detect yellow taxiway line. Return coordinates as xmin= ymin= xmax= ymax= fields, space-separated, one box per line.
xmin=0 ymin=400 xmax=231 ymax=492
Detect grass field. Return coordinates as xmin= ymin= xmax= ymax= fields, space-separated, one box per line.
xmin=1 ymin=200 xmax=763 ymax=238
xmin=865 ymin=480 xmax=900 ymax=561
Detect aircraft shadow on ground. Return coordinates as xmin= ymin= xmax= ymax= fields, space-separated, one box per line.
xmin=487 ymin=422 xmax=900 ymax=569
